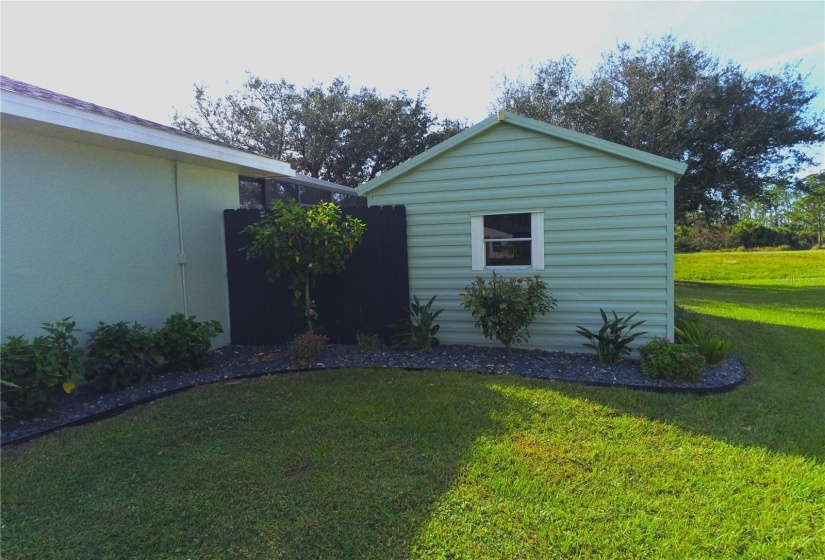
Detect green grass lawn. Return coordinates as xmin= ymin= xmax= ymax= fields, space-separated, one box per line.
xmin=2 ymin=252 xmax=824 ymax=559
xmin=675 ymin=250 xmax=825 ymax=286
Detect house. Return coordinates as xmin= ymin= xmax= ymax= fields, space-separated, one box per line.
xmin=0 ymin=76 xmax=312 ymax=346
xmin=357 ymin=111 xmax=687 ymax=352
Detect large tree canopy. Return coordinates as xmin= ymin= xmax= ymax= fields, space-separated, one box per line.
xmin=173 ymin=75 xmax=465 ymax=188
xmin=496 ymin=35 xmax=824 ymax=222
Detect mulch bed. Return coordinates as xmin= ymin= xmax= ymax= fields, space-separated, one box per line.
xmin=1 ymin=344 xmax=747 ymax=446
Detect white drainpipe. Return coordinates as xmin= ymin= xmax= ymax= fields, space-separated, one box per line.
xmin=174 ymin=161 xmax=189 ymax=317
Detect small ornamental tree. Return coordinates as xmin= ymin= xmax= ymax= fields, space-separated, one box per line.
xmin=243 ymin=200 xmax=366 ymax=332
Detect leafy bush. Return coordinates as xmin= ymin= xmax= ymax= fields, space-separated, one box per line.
xmin=154 ymin=313 xmax=223 ymax=370
xmin=85 ymin=321 xmax=159 ymax=391
xmin=287 ymin=331 xmax=329 ymax=363
xmin=674 ymin=320 xmax=731 ymax=364
xmin=576 ymin=309 xmax=647 ymax=364
xmin=461 ymin=273 xmax=556 ymax=352
xmin=731 ymin=219 xmax=793 ymax=249
xmin=391 ymin=295 xmax=444 ymax=350
xmin=355 ymin=332 xmax=382 ymax=352
xmin=640 ymin=338 xmax=706 ymax=381
xmin=0 ymin=318 xmax=83 ymax=416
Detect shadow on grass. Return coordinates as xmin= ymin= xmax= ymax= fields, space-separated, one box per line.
xmin=549 ymin=311 xmax=825 ymax=462
xmin=1 ymin=369 xmax=514 ymax=560
xmin=675 ymin=281 xmax=825 ymax=301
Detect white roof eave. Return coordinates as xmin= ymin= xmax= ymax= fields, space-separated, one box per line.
xmin=1 ymin=90 xmax=295 ymax=178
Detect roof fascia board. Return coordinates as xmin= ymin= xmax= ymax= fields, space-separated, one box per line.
xmin=1 ymin=90 xmax=295 ymax=178
xmin=356 ymin=113 xmax=501 ymax=196
xmin=501 ymin=111 xmax=688 ymax=175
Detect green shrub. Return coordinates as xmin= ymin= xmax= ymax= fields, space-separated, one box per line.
xmin=355 ymin=332 xmax=382 ymax=352
xmin=287 ymin=331 xmax=328 ymax=363
xmin=731 ymin=219 xmax=793 ymax=249
xmin=154 ymin=313 xmax=223 ymax=370
xmin=85 ymin=321 xmax=159 ymax=391
xmin=640 ymin=338 xmax=706 ymax=381
xmin=674 ymin=320 xmax=731 ymax=364
xmin=461 ymin=273 xmax=556 ymax=351
xmin=391 ymin=295 xmax=444 ymax=350
xmin=674 ymin=224 xmax=697 ymax=253
xmin=576 ymin=309 xmax=647 ymax=364
xmin=0 ymin=318 xmax=84 ymax=416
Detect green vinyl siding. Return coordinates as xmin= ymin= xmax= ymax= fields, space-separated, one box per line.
xmin=365 ymin=122 xmax=676 ymax=353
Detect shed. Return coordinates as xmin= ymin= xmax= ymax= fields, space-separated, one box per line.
xmin=357 ymin=111 xmax=688 ymax=352
xmin=0 ymin=76 xmax=295 ymax=347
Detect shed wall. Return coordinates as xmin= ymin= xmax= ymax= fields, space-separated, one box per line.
xmin=367 ymin=123 xmax=675 ymax=352
xmin=0 ymin=127 xmax=236 ymax=347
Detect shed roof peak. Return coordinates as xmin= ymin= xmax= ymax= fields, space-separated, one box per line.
xmin=357 ymin=111 xmax=688 ymax=196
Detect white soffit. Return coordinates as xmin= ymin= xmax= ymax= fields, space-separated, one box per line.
xmin=1 ymin=90 xmax=295 ymax=179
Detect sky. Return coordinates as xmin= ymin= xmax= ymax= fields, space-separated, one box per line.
xmin=2 ymin=1 xmax=824 ymax=171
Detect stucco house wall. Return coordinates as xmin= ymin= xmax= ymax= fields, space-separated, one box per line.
xmin=0 ymin=76 xmax=294 ymax=347
xmin=357 ymin=111 xmax=687 ymax=353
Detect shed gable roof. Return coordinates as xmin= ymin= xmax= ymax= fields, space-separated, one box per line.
xmin=357 ymin=111 xmax=688 ymax=196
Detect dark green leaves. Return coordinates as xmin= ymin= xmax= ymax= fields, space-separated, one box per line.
xmin=461 ymin=273 xmax=557 ymax=351
xmin=173 ymin=75 xmax=466 ymax=188
xmin=0 ymin=318 xmax=84 ymax=415
xmin=674 ymin=320 xmax=731 ymax=364
xmin=391 ymin=295 xmax=444 ymax=350
xmin=154 ymin=313 xmax=223 ymax=371
xmin=85 ymin=321 xmax=158 ymax=392
xmin=575 ymin=309 xmax=647 ymax=364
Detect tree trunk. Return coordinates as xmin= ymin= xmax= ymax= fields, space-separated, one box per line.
xmin=305 ymin=277 xmax=313 ymax=333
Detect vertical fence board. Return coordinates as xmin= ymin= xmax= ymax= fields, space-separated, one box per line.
xmin=223 ymin=206 xmax=408 ymax=345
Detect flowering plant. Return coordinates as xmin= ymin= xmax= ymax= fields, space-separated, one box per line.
xmin=639 ymin=337 xmax=705 ymax=381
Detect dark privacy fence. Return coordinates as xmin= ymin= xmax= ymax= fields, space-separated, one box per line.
xmin=223 ymin=206 xmax=409 ymax=345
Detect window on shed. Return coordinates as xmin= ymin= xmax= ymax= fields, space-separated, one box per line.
xmin=471 ymin=212 xmax=545 ymax=271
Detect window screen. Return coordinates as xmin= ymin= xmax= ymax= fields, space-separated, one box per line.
xmin=483 ymin=213 xmax=532 ymax=266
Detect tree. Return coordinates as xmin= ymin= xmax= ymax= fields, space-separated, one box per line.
xmin=496 ymin=35 xmax=824 ymax=223
xmin=242 ymin=201 xmax=366 ymax=332
xmin=789 ymin=172 xmax=825 ymax=248
xmin=173 ymin=75 xmax=466 ymax=187
xmin=735 ymin=183 xmax=795 ymax=228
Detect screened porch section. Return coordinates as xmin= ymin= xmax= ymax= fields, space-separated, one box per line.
xmin=239 ymin=174 xmax=365 ymax=210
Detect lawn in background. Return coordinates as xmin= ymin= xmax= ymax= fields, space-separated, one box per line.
xmin=1 ymin=251 xmax=823 ymax=559
xmin=675 ymin=250 xmax=824 ymax=286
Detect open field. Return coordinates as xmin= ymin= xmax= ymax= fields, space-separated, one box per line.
xmin=2 ymin=252 xmax=823 ymax=559
xmin=675 ymin=250 xmax=825 ymax=286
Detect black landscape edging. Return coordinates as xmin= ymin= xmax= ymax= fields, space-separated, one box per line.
xmin=1 ymin=350 xmax=748 ymax=447
xmin=0 ymin=366 xmax=342 ymax=447
xmin=522 ymin=371 xmax=749 ymax=395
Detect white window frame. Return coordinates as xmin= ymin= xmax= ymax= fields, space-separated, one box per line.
xmin=471 ymin=211 xmax=544 ymax=271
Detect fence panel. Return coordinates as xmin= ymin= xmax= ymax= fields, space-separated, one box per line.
xmin=223 ymin=206 xmax=409 ymax=345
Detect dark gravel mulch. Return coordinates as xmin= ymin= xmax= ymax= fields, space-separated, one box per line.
xmin=1 ymin=344 xmax=747 ymax=446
